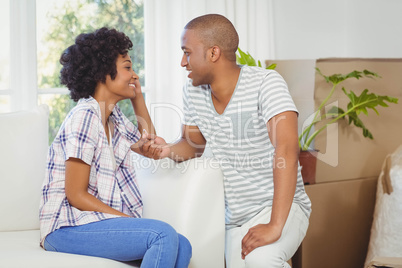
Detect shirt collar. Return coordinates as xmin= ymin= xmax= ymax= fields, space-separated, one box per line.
xmin=78 ymin=96 xmax=135 ymax=167
xmin=78 ymin=96 xmax=124 ymax=125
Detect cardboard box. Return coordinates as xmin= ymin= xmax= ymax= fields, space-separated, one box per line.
xmin=303 ymin=177 xmax=377 ymax=268
xmin=367 ymin=257 xmax=402 ymax=268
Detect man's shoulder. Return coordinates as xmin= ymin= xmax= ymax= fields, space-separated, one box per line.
xmin=242 ymin=65 xmax=276 ymax=75
xmin=240 ymin=66 xmax=280 ymax=87
xmin=242 ymin=66 xmax=286 ymax=86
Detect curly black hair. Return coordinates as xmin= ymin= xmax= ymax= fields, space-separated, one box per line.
xmin=60 ymin=27 xmax=133 ymax=101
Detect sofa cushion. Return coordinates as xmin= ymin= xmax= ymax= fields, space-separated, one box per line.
xmin=0 ymin=230 xmax=139 ymax=268
xmin=0 ymin=105 xmax=49 ymax=231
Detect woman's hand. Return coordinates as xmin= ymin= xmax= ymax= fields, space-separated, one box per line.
xmin=132 ymin=131 xmax=171 ymax=159
xmin=241 ymin=222 xmax=283 ymax=259
xmin=132 ymin=74 xmax=142 ymax=98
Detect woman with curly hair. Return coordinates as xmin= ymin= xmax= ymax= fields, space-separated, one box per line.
xmin=39 ymin=27 xmax=192 ymax=267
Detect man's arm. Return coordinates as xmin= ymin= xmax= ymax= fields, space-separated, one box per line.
xmin=241 ymin=111 xmax=299 ymax=258
xmin=169 ymin=124 xmax=206 ymax=162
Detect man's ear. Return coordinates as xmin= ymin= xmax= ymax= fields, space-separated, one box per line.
xmin=209 ymin=46 xmax=221 ymax=62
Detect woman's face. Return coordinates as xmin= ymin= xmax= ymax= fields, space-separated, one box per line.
xmin=103 ymin=54 xmax=139 ymax=101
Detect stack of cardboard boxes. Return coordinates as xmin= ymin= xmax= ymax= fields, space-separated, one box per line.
xmin=270 ymin=58 xmax=402 ymax=268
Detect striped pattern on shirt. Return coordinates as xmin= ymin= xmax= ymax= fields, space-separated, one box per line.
xmin=183 ymin=66 xmax=311 ymax=229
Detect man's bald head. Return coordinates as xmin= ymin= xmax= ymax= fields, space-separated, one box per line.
xmin=184 ymin=14 xmax=239 ymax=61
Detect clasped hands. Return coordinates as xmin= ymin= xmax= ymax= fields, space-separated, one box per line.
xmin=135 ymin=129 xmax=171 ymax=159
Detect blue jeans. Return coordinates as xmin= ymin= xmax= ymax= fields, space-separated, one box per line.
xmin=44 ymin=217 xmax=192 ymax=268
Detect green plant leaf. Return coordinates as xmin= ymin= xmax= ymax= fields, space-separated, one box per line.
xmin=363 ymin=69 xmax=381 ymax=79
xmin=329 ymin=71 xmax=362 ymax=85
xmin=343 ymin=88 xmax=398 ymax=115
xmin=339 ymin=88 xmax=398 ymax=138
xmin=315 ymin=68 xmax=330 ymax=83
xmin=346 ymin=111 xmax=374 ymax=139
xmin=236 ymin=48 xmax=257 ymax=66
xmin=345 ymin=70 xmax=364 ymax=80
xmin=316 ymin=68 xmax=381 ymax=86
xmin=266 ymin=63 xmax=277 ymax=70
xmin=327 ymin=106 xmax=345 ymax=119
xmin=236 ymin=48 xmax=277 ymax=70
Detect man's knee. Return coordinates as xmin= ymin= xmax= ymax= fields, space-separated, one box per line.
xmin=245 ymin=246 xmax=288 ymax=268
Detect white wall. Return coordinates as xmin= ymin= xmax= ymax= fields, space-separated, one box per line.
xmin=272 ymin=0 xmax=402 ymax=60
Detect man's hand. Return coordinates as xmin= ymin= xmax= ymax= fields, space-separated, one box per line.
xmin=241 ymin=222 xmax=283 ymax=259
xmin=132 ymin=130 xmax=170 ymax=159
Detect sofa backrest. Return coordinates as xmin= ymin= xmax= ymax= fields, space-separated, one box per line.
xmin=134 ymin=155 xmax=225 ymax=268
xmin=0 ymin=105 xmax=49 ymax=231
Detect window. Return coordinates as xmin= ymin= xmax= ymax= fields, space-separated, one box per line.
xmin=1 ymin=0 xmax=145 ymax=143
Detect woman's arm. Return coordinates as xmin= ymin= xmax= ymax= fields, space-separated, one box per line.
xmin=130 ymin=77 xmax=155 ymax=136
xmin=65 ymin=157 xmax=129 ymax=217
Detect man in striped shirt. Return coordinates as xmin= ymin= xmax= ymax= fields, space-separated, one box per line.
xmin=143 ymin=14 xmax=311 ymax=268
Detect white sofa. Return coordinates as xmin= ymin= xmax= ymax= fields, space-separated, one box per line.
xmin=0 ymin=105 xmax=225 ymax=268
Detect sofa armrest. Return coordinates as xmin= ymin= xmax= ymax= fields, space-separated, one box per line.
xmin=135 ymin=156 xmax=225 ymax=268
xmin=0 ymin=105 xmax=49 ymax=231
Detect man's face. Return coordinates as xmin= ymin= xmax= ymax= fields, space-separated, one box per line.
xmin=180 ymin=29 xmax=212 ymax=87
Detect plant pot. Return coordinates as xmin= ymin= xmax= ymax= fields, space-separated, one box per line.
xmin=299 ymin=150 xmax=318 ymax=185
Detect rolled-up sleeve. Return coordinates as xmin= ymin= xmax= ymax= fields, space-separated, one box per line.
xmin=63 ymin=109 xmax=99 ymax=165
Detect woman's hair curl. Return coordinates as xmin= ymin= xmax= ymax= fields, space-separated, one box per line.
xmin=60 ymin=27 xmax=133 ymax=101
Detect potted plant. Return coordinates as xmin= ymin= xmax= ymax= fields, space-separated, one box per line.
xmin=299 ymin=68 xmax=398 ymax=150
xmin=237 ymin=49 xmax=399 ymax=184
xmin=299 ymin=68 xmax=398 ymax=183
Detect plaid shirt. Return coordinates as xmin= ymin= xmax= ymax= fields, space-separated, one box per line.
xmin=39 ymin=97 xmax=142 ymax=245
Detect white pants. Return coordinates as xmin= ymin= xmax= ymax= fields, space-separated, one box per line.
xmin=225 ymin=203 xmax=309 ymax=268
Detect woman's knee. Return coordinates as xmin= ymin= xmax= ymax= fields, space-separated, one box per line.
xmin=178 ymin=234 xmax=192 ymax=257
xmin=147 ymin=220 xmax=193 ymax=255
xmin=149 ymin=220 xmax=179 ymax=245
xmin=174 ymin=234 xmax=192 ymax=268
